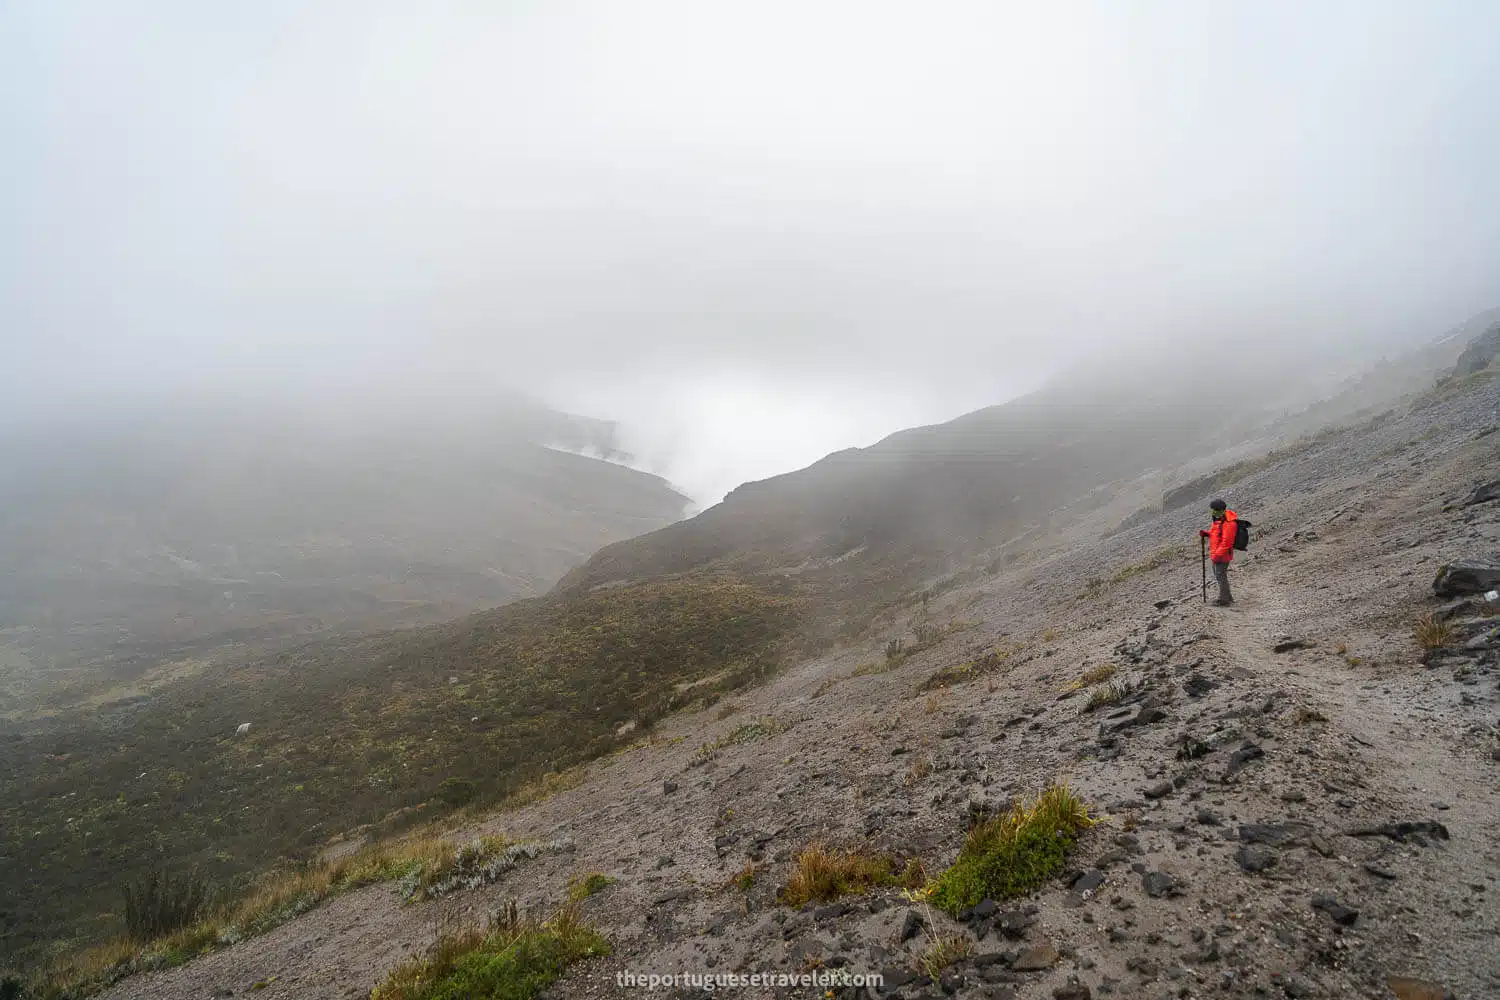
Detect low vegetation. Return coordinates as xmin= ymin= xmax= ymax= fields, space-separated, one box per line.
xmin=370 ymin=903 xmax=609 ymax=1000
xmin=565 ymin=873 xmax=614 ymax=903
xmin=918 ymin=647 xmax=1012 ymax=692
xmin=121 ymin=869 xmax=214 ymax=941
xmin=1083 ymin=680 xmax=1131 ymax=712
xmin=1078 ymin=663 xmax=1118 ymax=686
xmin=1415 ymin=611 xmax=1454 ymax=651
xmin=779 ymin=845 xmax=918 ymax=907
xmin=925 ymin=784 xmax=1093 ymax=914
xmin=1085 ymin=544 xmax=1189 ymax=596
xmin=30 ymin=834 xmax=519 ymax=999
xmin=724 ymin=861 xmax=757 ymax=894
xmin=918 ymin=934 xmax=974 ymax=979
xmin=4 ymin=576 xmax=798 ymax=968
xmin=691 ymin=716 xmax=788 ymax=766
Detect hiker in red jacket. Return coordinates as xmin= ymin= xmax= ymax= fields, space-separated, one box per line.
xmin=1199 ymin=499 xmax=1238 ymax=606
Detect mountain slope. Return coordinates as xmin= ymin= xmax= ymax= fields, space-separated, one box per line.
xmin=561 ymin=319 xmax=1500 ymax=599
xmin=0 ymin=398 xmax=688 ymax=699
xmin=76 ymin=328 xmax=1500 ymax=1000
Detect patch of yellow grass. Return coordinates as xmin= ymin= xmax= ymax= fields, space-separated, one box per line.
xmin=1414 ymin=612 xmax=1453 ymax=651
xmin=779 ymin=845 xmax=903 ymax=907
xmin=918 ymin=934 xmax=974 ymax=978
xmin=1080 ymin=663 xmax=1117 ymax=686
xmin=502 ymin=768 xmax=585 ymax=810
xmin=904 ymin=754 xmax=933 ymax=787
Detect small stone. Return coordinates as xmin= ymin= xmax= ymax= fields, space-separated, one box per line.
xmin=814 ymin=902 xmax=849 ymax=920
xmin=1195 ymin=808 xmax=1221 ymax=826
xmin=662 ymin=780 xmax=678 ymax=794
xmin=1072 ymin=869 xmax=1105 ymax=893
xmin=1011 ymin=941 xmax=1059 ymax=971
xmin=1345 ymin=820 xmax=1450 ymax=843
xmin=1310 ymin=895 xmax=1359 ymax=926
xmin=1144 ymin=780 xmax=1175 ymax=800
xmin=1280 ymin=789 xmax=1306 ymax=803
xmin=994 ymin=908 xmax=1037 ymax=937
xmin=1278 ymin=973 xmax=1319 ymax=997
xmin=880 ymin=967 xmax=918 ymax=990
xmin=1235 ymin=844 xmax=1277 ymax=873
xmin=1142 ymin=871 xmax=1180 ymax=898
xmin=1053 ymin=984 xmax=1093 ymax=1000
xmin=1362 ymin=862 xmax=1398 ymax=880
xmin=1239 ymin=823 xmax=1307 ymax=847
xmin=1183 ymin=673 xmax=1219 ymax=698
xmin=1222 ymin=743 xmax=1265 ymax=780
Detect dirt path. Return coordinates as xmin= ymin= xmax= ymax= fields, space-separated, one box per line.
xmin=1210 ymin=552 xmax=1500 ymax=998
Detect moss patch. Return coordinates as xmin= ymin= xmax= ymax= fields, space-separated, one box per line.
xmin=927 ymin=784 xmax=1092 ymax=914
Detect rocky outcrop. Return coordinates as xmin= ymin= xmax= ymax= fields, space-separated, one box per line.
xmin=1450 ymin=321 xmax=1500 ymax=377
xmin=1432 ymin=560 xmax=1500 ymax=597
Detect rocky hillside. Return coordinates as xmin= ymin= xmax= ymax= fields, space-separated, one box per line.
xmin=21 ymin=328 xmax=1491 ymax=1000
xmin=559 ymin=319 xmax=1500 ymax=606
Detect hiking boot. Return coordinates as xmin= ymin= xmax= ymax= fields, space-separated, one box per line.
xmin=1214 ymin=598 xmax=1233 ymax=607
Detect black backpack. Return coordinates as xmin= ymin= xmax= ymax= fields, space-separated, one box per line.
xmin=1233 ymin=519 xmax=1253 ymax=551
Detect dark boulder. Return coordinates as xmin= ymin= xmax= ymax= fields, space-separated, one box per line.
xmin=1463 ymin=481 xmax=1500 ymax=507
xmin=1433 ymin=560 xmax=1500 ymax=598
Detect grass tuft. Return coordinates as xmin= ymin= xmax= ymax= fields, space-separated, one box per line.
xmin=565 ymin=873 xmax=615 ymax=903
xmin=691 ymin=716 xmax=787 ymax=766
xmin=779 ymin=845 xmax=910 ymax=907
xmin=370 ymin=904 xmax=609 ymax=1000
xmin=925 ymin=784 xmax=1093 ymax=914
xmin=1079 ymin=663 xmax=1117 ymax=686
xmin=723 ymin=861 xmax=757 ymax=894
xmin=1414 ymin=612 xmax=1453 ymax=651
xmin=1083 ymin=680 xmax=1130 ymax=712
xmin=918 ymin=934 xmax=974 ymax=979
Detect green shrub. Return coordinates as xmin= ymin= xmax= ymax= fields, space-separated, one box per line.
xmin=926 ymin=785 xmax=1092 ymax=914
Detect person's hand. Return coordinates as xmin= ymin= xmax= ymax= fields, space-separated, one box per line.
xmin=1199 ymin=529 xmax=1210 ymax=538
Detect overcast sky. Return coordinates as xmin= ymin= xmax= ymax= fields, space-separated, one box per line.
xmin=4 ymin=2 xmax=1498 ymax=503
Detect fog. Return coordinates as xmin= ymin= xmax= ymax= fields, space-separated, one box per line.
xmin=4 ymin=1 xmax=1498 ymax=504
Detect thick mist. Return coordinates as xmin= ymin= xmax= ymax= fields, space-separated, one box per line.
xmin=4 ymin=2 xmax=1499 ymax=503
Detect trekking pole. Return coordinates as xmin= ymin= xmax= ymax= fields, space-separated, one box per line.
xmin=1200 ymin=535 xmax=1207 ymax=604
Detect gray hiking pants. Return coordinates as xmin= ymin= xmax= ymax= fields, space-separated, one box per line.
xmin=1212 ymin=560 xmax=1232 ymax=603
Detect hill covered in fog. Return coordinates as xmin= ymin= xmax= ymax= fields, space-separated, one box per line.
xmin=559 ymin=314 xmax=1498 ymax=603
xmin=0 ymin=395 xmax=687 ymax=702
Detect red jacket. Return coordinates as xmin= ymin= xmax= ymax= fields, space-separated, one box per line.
xmin=1202 ymin=510 xmax=1238 ymax=564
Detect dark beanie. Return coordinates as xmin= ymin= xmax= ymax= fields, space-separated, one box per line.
xmin=1210 ymin=499 xmax=1227 ymax=512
